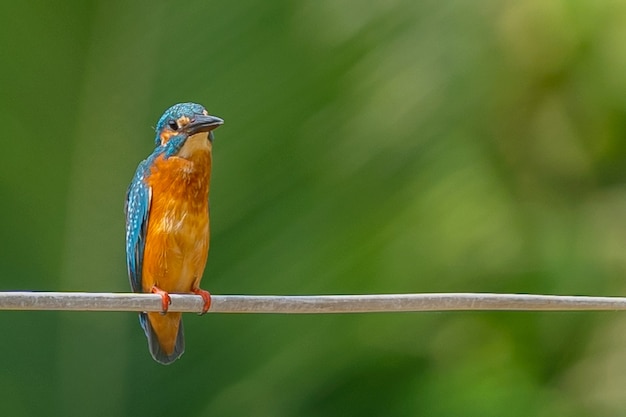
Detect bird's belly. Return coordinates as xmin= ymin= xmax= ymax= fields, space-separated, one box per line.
xmin=143 ymin=206 xmax=209 ymax=293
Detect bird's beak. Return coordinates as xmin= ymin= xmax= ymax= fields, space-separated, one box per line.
xmin=186 ymin=114 xmax=224 ymax=135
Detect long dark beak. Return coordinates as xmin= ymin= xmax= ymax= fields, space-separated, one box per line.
xmin=186 ymin=114 xmax=224 ymax=135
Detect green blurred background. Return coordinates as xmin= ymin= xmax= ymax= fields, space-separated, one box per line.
xmin=1 ymin=0 xmax=626 ymax=416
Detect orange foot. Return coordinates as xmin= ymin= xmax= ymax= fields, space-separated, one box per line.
xmin=151 ymin=285 xmax=171 ymax=314
xmin=192 ymin=288 xmax=211 ymax=315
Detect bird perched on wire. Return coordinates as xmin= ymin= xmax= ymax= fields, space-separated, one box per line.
xmin=125 ymin=102 xmax=223 ymax=364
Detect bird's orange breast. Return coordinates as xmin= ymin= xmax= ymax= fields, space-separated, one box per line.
xmin=142 ymin=136 xmax=212 ymax=294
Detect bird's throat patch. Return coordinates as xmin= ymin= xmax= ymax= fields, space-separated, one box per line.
xmin=177 ymin=132 xmax=211 ymax=159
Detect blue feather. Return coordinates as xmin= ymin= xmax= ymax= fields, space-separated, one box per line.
xmin=124 ymin=159 xmax=152 ymax=293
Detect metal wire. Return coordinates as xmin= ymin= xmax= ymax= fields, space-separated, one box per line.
xmin=0 ymin=292 xmax=625 ymax=313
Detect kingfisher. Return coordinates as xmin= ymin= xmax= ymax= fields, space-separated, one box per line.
xmin=125 ymin=102 xmax=223 ymax=365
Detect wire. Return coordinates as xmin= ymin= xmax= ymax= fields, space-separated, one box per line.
xmin=0 ymin=292 xmax=625 ymax=313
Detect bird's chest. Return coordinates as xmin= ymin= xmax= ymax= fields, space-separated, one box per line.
xmin=147 ymin=153 xmax=211 ymax=249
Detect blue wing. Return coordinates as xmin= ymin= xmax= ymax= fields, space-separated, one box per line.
xmin=125 ymin=160 xmax=152 ymax=293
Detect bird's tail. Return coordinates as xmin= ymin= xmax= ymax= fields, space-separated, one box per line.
xmin=139 ymin=312 xmax=185 ymax=365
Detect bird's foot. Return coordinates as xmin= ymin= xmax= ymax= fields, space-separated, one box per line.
xmin=191 ymin=288 xmax=211 ymax=315
xmin=150 ymin=285 xmax=171 ymax=314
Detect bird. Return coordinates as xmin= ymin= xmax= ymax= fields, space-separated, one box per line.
xmin=125 ymin=102 xmax=223 ymax=364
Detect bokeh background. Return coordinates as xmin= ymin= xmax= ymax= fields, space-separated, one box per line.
xmin=2 ymin=0 xmax=626 ymax=416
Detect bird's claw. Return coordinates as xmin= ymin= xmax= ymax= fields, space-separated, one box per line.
xmin=192 ymin=288 xmax=211 ymax=315
xmin=150 ymin=286 xmax=171 ymax=315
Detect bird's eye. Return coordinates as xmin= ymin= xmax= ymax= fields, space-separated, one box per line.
xmin=168 ymin=120 xmax=178 ymax=131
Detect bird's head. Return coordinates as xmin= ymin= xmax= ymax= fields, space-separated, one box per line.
xmin=154 ymin=102 xmax=223 ymax=149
